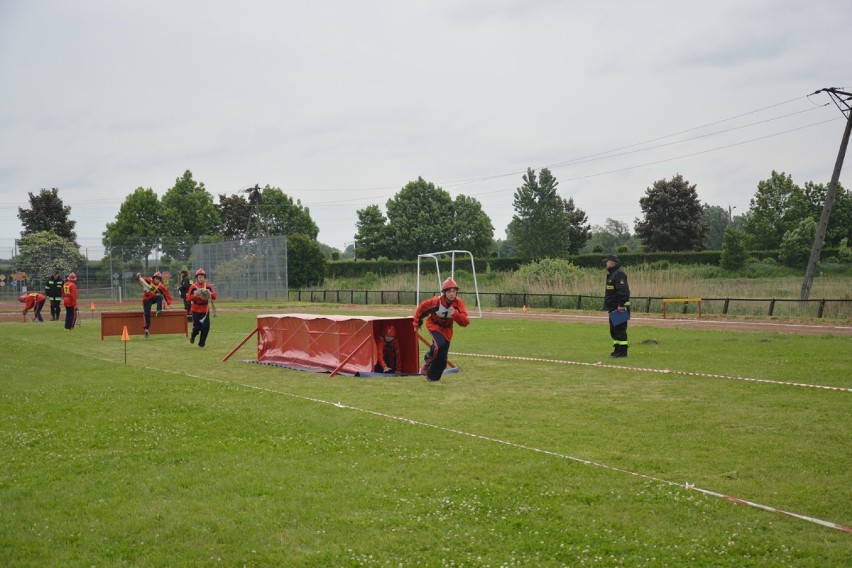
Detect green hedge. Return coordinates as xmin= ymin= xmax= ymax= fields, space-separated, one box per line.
xmin=326 ymin=248 xmax=847 ymax=277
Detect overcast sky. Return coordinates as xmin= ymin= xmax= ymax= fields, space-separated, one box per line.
xmin=1 ymin=0 xmax=850 ymax=259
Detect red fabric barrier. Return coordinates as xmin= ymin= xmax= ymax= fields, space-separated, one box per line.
xmin=256 ymin=314 xmax=419 ymax=376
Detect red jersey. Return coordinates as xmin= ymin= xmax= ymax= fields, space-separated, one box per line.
xmin=62 ymin=281 xmax=78 ymax=308
xmin=376 ymin=336 xmax=402 ymax=371
xmin=21 ymin=293 xmax=46 ymax=315
xmin=413 ymin=294 xmax=470 ymax=341
xmin=140 ymin=278 xmax=173 ymax=306
xmin=187 ymin=283 xmax=216 ymax=314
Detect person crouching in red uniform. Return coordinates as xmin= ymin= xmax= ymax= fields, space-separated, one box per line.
xmin=62 ymin=273 xmax=78 ymax=330
xmin=19 ymin=292 xmax=46 ymax=322
xmin=137 ymin=271 xmax=173 ymax=338
xmin=187 ymin=268 xmax=216 ymax=348
xmin=413 ymin=277 xmax=470 ymax=382
xmin=375 ymin=324 xmax=402 ymax=373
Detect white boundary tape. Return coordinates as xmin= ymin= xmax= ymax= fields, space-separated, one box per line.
xmin=142 ymin=364 xmax=852 ymax=535
xmin=454 ymin=352 xmax=852 ymax=393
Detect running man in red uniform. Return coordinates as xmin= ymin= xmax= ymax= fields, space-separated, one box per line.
xmin=413 ymin=277 xmax=470 ymax=382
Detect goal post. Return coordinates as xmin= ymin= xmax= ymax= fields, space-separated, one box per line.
xmin=416 ymin=250 xmax=483 ymax=319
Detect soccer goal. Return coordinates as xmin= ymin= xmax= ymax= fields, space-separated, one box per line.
xmin=416 ymin=250 xmax=482 ymax=319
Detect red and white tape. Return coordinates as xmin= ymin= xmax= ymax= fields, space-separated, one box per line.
xmin=454 ymin=352 xmax=852 ymax=393
xmin=150 ymin=363 xmax=852 ymax=534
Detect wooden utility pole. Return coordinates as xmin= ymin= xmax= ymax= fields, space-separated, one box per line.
xmin=800 ymin=88 xmax=852 ymax=301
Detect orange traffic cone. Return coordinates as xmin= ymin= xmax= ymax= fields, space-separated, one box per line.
xmin=522 ymin=305 xmax=527 ymax=312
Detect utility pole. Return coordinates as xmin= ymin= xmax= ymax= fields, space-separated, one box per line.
xmin=800 ymin=88 xmax=852 ymax=301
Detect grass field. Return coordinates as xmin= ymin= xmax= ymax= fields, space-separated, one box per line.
xmin=1 ymin=307 xmax=850 ymax=566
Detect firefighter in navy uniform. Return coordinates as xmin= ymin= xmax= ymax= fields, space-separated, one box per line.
xmin=177 ymin=269 xmax=192 ymax=321
xmin=45 ymin=270 xmax=64 ymax=321
xmin=603 ymin=254 xmax=631 ymax=358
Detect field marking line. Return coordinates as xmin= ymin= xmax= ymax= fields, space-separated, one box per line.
xmin=454 ymin=352 xmax=852 ymax=393
xmin=130 ymin=362 xmax=851 ymax=535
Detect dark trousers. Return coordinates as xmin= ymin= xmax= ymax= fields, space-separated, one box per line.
xmin=609 ymin=321 xmax=628 ymax=345
xmin=33 ymin=299 xmax=45 ymax=322
xmin=423 ymin=330 xmax=451 ymax=381
xmin=64 ymin=307 xmax=77 ymax=330
xmin=142 ymin=296 xmax=163 ymax=329
xmin=49 ymin=299 xmax=61 ymax=319
xmin=191 ymin=311 xmax=212 ymax=347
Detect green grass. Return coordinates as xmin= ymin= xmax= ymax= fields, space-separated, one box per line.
xmin=1 ymin=310 xmax=850 ymax=566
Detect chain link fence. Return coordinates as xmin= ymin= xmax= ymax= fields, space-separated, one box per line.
xmin=190 ymin=235 xmax=288 ymax=301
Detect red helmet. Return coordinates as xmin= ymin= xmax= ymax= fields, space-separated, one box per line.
xmin=441 ymin=277 xmax=459 ymax=292
xmin=18 ymin=294 xmax=27 ymax=302
xmin=384 ymin=325 xmax=396 ymax=338
xmin=195 ymin=268 xmax=206 ymax=277
xmin=152 ymin=271 xmax=162 ymax=279
xmin=67 ymin=272 xmax=77 ymax=281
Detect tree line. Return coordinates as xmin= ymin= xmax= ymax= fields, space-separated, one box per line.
xmin=12 ymin=167 xmax=852 ymax=287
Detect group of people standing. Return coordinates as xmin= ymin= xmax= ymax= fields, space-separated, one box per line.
xmin=18 ymin=269 xmax=80 ymax=330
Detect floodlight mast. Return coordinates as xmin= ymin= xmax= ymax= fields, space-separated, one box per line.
xmin=416 ymin=250 xmax=482 ymax=318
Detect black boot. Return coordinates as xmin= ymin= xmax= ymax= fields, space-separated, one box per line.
xmin=621 ymin=345 xmax=628 ymax=358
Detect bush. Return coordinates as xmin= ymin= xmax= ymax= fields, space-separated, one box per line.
xmin=779 ymin=218 xmax=817 ymax=268
xmin=516 ymin=258 xmax=581 ymax=285
xmin=720 ymin=227 xmax=749 ymax=271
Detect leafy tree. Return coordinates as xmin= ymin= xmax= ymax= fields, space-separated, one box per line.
xmin=837 ymin=238 xmax=852 ymax=263
xmin=102 ymin=188 xmax=163 ymax=267
xmin=355 ymin=178 xmax=494 ymax=260
xmin=18 ymin=188 xmax=78 ymax=245
xmin=563 ymin=197 xmax=591 ymax=254
xmin=216 ymin=193 xmax=253 ymax=239
xmin=260 ymin=186 xmax=319 ymax=239
xmin=449 ymin=195 xmax=494 ymax=257
xmin=494 ymin=236 xmax=517 ymax=258
xmin=216 ymin=186 xmax=319 ymax=241
xmin=583 ymin=219 xmax=638 ymax=254
xmin=799 ymin=181 xmax=852 ymax=246
xmin=702 ymin=204 xmax=731 ymax=250
xmin=354 ymin=205 xmax=390 ymax=259
xmin=287 ymin=233 xmax=326 ymax=287
xmin=719 ymin=227 xmax=748 ymax=271
xmin=741 ymin=171 xmax=800 ymax=250
xmin=508 ymin=168 xmax=589 ymax=259
xmin=160 ymin=170 xmax=221 ymax=260
xmin=385 ymin=177 xmax=456 ymax=258
xmin=14 ymin=231 xmax=85 ymax=289
xmin=779 ymin=218 xmax=817 ymax=268
xmin=634 ymin=174 xmax=706 ymax=251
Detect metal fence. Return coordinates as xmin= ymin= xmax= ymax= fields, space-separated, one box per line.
xmin=190 ymin=236 xmax=289 ymax=300
xmin=289 ymin=289 xmax=852 ymax=320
